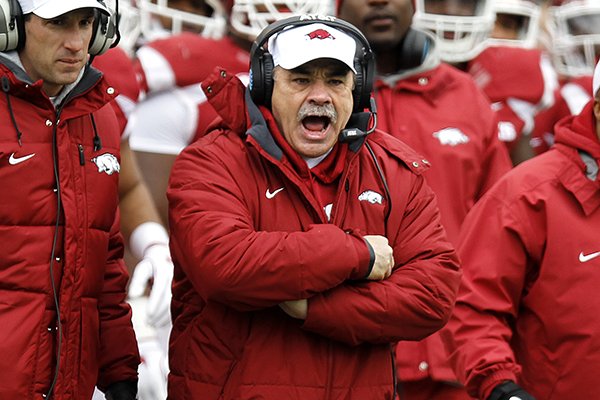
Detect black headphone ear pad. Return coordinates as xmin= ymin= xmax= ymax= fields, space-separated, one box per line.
xmin=352 ymin=57 xmax=364 ymax=113
xmin=249 ymin=49 xmax=274 ymax=107
xmin=261 ymin=53 xmax=274 ymax=108
xmin=250 ymin=47 xmax=265 ymax=105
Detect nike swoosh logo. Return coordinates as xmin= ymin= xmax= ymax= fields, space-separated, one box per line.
xmin=265 ymin=187 xmax=284 ymax=199
xmin=579 ymin=251 xmax=600 ymax=263
xmin=9 ymin=152 xmax=36 ymax=165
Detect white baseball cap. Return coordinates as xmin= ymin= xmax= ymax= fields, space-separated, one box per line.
xmin=594 ymin=59 xmax=600 ymax=97
xmin=18 ymin=0 xmax=110 ymax=19
xmin=268 ymin=23 xmax=357 ymax=74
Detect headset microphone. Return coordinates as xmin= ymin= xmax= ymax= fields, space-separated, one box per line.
xmin=339 ymin=97 xmax=378 ymax=143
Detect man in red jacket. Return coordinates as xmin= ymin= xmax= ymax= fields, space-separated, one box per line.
xmin=0 ymin=1 xmax=139 ymax=399
xmin=337 ymin=0 xmax=512 ymax=398
xmin=442 ymin=59 xmax=600 ymax=400
xmin=166 ymin=15 xmax=461 ymax=400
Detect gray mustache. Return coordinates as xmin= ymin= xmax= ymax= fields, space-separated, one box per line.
xmin=297 ymin=103 xmax=337 ymax=125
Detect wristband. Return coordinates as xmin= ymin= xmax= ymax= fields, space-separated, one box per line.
xmin=129 ymin=221 xmax=169 ymax=260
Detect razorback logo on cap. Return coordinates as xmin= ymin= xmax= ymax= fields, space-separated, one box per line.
xmin=306 ymin=29 xmax=336 ymax=40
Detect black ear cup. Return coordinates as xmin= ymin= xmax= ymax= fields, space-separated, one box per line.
xmin=350 ymin=45 xmax=375 ymax=112
xmin=261 ymin=52 xmax=274 ymax=107
xmin=248 ymin=15 xmax=375 ymax=113
xmin=249 ymin=47 xmax=275 ymax=107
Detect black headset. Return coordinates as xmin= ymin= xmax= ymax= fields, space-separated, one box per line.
xmin=0 ymin=0 xmax=117 ymax=55
xmin=249 ymin=15 xmax=375 ymax=113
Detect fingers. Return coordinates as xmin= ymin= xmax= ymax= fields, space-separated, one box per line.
xmin=128 ymin=259 xmax=154 ymax=298
xmin=363 ymin=235 xmax=394 ymax=281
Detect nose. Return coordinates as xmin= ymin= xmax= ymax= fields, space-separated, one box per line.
xmin=306 ymin=79 xmax=332 ymax=106
xmin=63 ymin=26 xmax=87 ymax=53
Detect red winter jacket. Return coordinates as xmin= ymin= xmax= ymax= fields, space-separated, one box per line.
xmin=166 ymin=69 xmax=462 ymax=400
xmin=443 ymin=100 xmax=600 ymax=399
xmin=0 ymin=59 xmax=139 ymax=399
xmin=375 ymin=44 xmax=512 ymax=384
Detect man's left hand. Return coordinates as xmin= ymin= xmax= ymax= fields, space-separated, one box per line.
xmin=279 ymin=299 xmax=308 ymax=319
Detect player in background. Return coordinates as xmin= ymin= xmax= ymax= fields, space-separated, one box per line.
xmin=468 ymin=0 xmax=558 ymax=164
xmin=531 ymin=0 xmax=599 ymax=154
xmin=129 ymin=0 xmax=333 ymax=225
xmin=90 ymin=44 xmax=173 ymax=399
xmin=338 ymin=0 xmax=511 ymax=398
xmin=415 ymin=0 xmax=559 ymax=165
xmin=89 ymin=3 xmax=176 ymax=397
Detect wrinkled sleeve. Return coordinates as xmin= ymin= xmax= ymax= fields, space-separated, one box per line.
xmin=302 ymin=174 xmax=461 ymax=346
xmin=441 ymin=191 xmax=532 ymax=400
xmin=96 ymin=210 xmax=140 ymax=391
xmin=167 ymin=141 xmax=372 ymax=312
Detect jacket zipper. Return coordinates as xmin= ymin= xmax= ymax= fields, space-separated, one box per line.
xmin=78 ymin=144 xmax=85 ymax=166
xmin=391 ymin=344 xmax=398 ymax=399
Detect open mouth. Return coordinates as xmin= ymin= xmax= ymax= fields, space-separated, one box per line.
xmin=301 ymin=115 xmax=331 ymax=133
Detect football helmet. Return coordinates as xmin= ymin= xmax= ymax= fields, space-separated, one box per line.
xmin=137 ymin=0 xmax=227 ymax=41
xmin=105 ymin=0 xmax=142 ymax=54
xmin=230 ymin=0 xmax=335 ymax=42
xmin=548 ymin=0 xmax=600 ymax=77
xmin=488 ymin=0 xmax=541 ymax=48
xmin=412 ymin=0 xmax=495 ymax=63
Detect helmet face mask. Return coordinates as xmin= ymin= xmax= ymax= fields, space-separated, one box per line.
xmin=488 ymin=0 xmax=541 ymax=48
xmin=549 ymin=0 xmax=600 ymax=77
xmin=105 ymin=0 xmax=142 ymax=54
xmin=138 ymin=0 xmax=227 ymax=41
xmin=413 ymin=0 xmax=495 ymax=62
xmin=229 ymin=0 xmax=334 ymax=42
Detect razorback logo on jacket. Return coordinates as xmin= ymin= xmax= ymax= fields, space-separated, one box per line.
xmin=92 ymin=153 xmax=120 ymax=175
xmin=358 ymin=190 xmax=383 ymax=205
xmin=432 ymin=128 xmax=469 ymax=146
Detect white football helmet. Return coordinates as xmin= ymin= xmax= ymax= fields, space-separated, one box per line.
xmin=548 ymin=0 xmax=600 ymax=77
xmin=230 ymin=0 xmax=335 ymax=42
xmin=105 ymin=0 xmax=142 ymax=55
xmin=488 ymin=0 xmax=541 ymax=48
xmin=137 ymin=0 xmax=227 ymax=41
xmin=412 ymin=0 xmax=495 ymax=63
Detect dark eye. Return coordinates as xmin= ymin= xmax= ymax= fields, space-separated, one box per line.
xmin=49 ymin=18 xmax=65 ymax=26
xmin=81 ymin=17 xmax=95 ymax=27
xmin=292 ymin=77 xmax=310 ymax=85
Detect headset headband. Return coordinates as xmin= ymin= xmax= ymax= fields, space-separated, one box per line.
xmin=251 ymin=14 xmax=373 ymax=65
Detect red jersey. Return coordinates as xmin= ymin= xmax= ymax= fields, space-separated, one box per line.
xmin=129 ymin=35 xmax=250 ymax=153
xmin=92 ymin=47 xmax=141 ymax=137
xmin=531 ymin=75 xmax=593 ymax=154
xmin=468 ymin=46 xmax=558 ymax=150
xmin=375 ymin=55 xmax=512 ymax=385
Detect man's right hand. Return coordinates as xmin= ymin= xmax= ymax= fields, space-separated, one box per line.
xmin=363 ymin=235 xmax=394 ymax=281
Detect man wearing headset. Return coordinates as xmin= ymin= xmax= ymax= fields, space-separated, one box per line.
xmin=0 ymin=0 xmax=139 ymax=399
xmin=166 ymin=15 xmax=461 ymax=400
xmin=337 ymin=0 xmax=512 ymax=399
